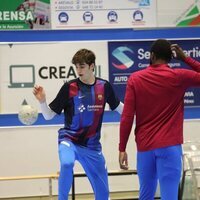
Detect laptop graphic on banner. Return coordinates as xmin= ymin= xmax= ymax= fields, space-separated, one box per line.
xmin=9 ymin=65 xmax=35 ymax=88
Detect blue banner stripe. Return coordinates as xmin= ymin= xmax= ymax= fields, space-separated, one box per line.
xmin=0 ymin=27 xmax=200 ymax=43
xmin=0 ymin=108 xmax=199 ymax=127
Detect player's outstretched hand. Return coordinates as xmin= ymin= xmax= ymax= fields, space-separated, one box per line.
xmin=33 ymin=85 xmax=46 ymax=103
xmin=171 ymin=44 xmax=187 ymax=61
xmin=119 ymin=151 xmax=129 ymax=170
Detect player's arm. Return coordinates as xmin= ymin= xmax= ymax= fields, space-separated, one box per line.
xmin=172 ymin=44 xmax=200 ymax=72
xmin=119 ymin=77 xmax=135 ymax=170
xmin=105 ymin=81 xmax=123 ymax=113
xmin=40 ymin=101 xmax=56 ymax=120
xmin=171 ymin=44 xmax=187 ymax=61
xmin=119 ymin=151 xmax=128 ymax=170
xmin=33 ymin=85 xmax=56 ymax=120
xmin=114 ymin=101 xmax=124 ymax=114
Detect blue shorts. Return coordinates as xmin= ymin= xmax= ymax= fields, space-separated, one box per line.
xmin=137 ymin=145 xmax=182 ymax=200
xmin=58 ymin=141 xmax=109 ymax=200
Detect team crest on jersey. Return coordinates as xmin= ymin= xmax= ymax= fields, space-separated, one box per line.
xmin=97 ymin=94 xmax=103 ymax=100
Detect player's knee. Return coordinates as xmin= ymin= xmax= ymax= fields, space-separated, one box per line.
xmin=60 ymin=160 xmax=74 ymax=169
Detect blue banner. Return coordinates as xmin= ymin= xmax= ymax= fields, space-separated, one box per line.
xmin=108 ymin=39 xmax=200 ymax=107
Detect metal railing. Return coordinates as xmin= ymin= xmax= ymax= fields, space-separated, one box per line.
xmin=0 ymin=169 xmax=137 ymax=200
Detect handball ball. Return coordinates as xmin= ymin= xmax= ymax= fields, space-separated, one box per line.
xmin=18 ymin=105 xmax=38 ymax=125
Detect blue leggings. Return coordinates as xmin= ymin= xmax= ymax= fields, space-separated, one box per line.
xmin=58 ymin=141 xmax=109 ymax=200
xmin=137 ymin=145 xmax=182 ymax=200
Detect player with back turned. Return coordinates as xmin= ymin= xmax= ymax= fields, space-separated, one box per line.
xmin=119 ymin=39 xmax=200 ymax=200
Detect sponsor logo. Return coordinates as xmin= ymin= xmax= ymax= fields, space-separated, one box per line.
xmin=133 ymin=10 xmax=143 ymax=21
xmin=112 ymin=46 xmax=134 ymax=70
xmin=61 ymin=141 xmax=71 ymax=147
xmin=78 ymin=104 xmax=86 ymax=112
xmin=8 ymin=65 xmax=35 ymax=88
xmin=176 ymin=2 xmax=200 ymax=26
xmin=87 ymin=105 xmax=103 ymax=111
xmin=78 ymin=95 xmax=85 ymax=99
xmin=107 ymin=11 xmax=118 ymax=22
xmin=139 ymin=0 xmax=150 ymax=6
xmin=0 ymin=11 xmax=34 ymax=21
xmin=83 ymin=11 xmax=93 ymax=23
xmin=58 ymin=12 xmax=69 ymax=23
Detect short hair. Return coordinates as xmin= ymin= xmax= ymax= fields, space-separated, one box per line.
xmin=150 ymin=39 xmax=172 ymax=62
xmin=72 ymin=49 xmax=96 ymax=66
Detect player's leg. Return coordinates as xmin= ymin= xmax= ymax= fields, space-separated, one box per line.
xmin=77 ymin=146 xmax=109 ymax=200
xmin=58 ymin=141 xmax=76 ymax=200
xmin=137 ymin=150 xmax=158 ymax=200
xmin=156 ymin=145 xmax=182 ymax=200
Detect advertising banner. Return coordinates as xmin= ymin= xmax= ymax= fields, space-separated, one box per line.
xmin=108 ymin=39 xmax=200 ymax=107
xmin=175 ymin=0 xmax=200 ymax=27
xmin=1 ymin=0 xmax=200 ymax=30
xmin=0 ymin=41 xmax=107 ymax=113
xmin=51 ymin=0 xmax=157 ymax=29
xmin=0 ymin=0 xmax=157 ymax=30
xmin=0 ymin=0 xmax=51 ymax=30
xmin=158 ymin=0 xmax=200 ymax=27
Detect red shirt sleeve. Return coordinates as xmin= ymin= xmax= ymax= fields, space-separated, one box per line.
xmin=184 ymin=57 xmax=200 ymax=72
xmin=119 ymin=76 xmax=136 ymax=152
xmin=177 ymin=57 xmax=200 ymax=88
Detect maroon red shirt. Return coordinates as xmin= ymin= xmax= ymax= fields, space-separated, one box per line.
xmin=119 ymin=57 xmax=200 ymax=152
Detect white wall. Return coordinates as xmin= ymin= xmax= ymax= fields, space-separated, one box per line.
xmin=0 ymin=120 xmax=199 ymax=198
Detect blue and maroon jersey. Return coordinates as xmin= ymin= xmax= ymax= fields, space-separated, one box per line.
xmin=49 ymin=78 xmax=119 ymax=150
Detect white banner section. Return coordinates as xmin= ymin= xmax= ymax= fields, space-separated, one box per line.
xmin=0 ymin=42 xmax=108 ymax=113
xmin=51 ymin=0 xmax=157 ymax=29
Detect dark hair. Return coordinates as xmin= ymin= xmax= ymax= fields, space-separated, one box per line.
xmin=72 ymin=49 xmax=96 ymax=66
xmin=150 ymin=39 xmax=172 ymax=62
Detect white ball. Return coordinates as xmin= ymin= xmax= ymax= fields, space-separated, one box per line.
xmin=18 ymin=105 xmax=38 ymax=125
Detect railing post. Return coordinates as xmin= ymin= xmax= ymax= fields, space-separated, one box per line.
xmin=49 ymin=177 xmax=53 ymax=200
xmin=72 ymin=175 xmax=75 ymax=200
